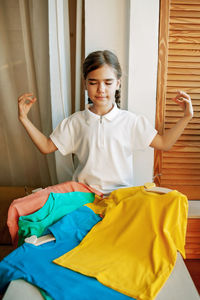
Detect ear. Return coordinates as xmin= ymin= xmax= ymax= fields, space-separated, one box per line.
xmin=116 ymin=79 xmax=121 ymax=90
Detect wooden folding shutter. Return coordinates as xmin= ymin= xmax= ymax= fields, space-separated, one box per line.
xmin=154 ymin=0 xmax=200 ymax=200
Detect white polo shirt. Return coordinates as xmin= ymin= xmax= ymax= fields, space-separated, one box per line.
xmin=50 ymin=104 xmax=157 ymax=194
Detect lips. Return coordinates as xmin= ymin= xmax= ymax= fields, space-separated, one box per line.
xmin=95 ymin=95 xmax=106 ymax=99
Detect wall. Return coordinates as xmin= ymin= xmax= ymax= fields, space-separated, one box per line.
xmin=85 ymin=0 xmax=160 ymax=186
xmin=128 ymin=0 xmax=160 ymax=185
xmin=85 ymin=0 xmax=130 ymax=109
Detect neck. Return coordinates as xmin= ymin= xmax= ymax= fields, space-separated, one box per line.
xmin=89 ymin=103 xmax=114 ymax=116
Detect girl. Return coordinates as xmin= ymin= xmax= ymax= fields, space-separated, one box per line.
xmin=18 ymin=50 xmax=193 ymax=194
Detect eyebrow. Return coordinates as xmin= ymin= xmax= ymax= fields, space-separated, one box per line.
xmin=88 ymin=78 xmax=114 ymax=82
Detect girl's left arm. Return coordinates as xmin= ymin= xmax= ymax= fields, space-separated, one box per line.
xmin=150 ymin=91 xmax=193 ymax=151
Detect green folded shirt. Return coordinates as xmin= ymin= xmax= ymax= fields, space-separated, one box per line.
xmin=18 ymin=191 xmax=95 ymax=246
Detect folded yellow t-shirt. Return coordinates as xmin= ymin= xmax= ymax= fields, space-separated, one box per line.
xmin=54 ymin=186 xmax=188 ymax=300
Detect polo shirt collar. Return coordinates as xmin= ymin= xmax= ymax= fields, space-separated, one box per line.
xmin=85 ymin=103 xmax=119 ymax=123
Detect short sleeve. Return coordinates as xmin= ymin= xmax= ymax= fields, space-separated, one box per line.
xmin=132 ymin=115 xmax=157 ymax=150
xmin=50 ymin=118 xmax=74 ymax=156
xmin=170 ymin=193 xmax=188 ymax=259
xmin=48 ymin=206 xmax=101 ymax=242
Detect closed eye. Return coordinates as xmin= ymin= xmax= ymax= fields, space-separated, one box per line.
xmin=88 ymin=79 xmax=115 ymax=85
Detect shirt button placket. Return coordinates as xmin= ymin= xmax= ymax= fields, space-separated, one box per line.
xmin=99 ymin=116 xmax=104 ymax=148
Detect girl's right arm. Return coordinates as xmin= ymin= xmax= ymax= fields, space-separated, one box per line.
xmin=18 ymin=93 xmax=58 ymax=154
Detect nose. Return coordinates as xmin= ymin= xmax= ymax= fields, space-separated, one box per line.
xmin=97 ymin=82 xmax=105 ymax=93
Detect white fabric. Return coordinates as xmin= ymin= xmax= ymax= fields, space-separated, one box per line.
xmin=48 ymin=0 xmax=84 ymax=183
xmin=48 ymin=0 xmax=74 ymax=183
xmin=50 ymin=104 xmax=157 ymax=194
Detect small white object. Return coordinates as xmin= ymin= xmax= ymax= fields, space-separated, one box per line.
xmin=145 ymin=187 xmax=172 ymax=194
xmin=144 ymin=183 xmax=172 ymax=194
xmin=32 ymin=188 xmax=43 ymax=193
xmin=188 ymin=200 xmax=200 ymax=219
xmin=24 ymin=234 xmax=55 ymax=246
xmin=25 ymin=235 xmax=37 ymax=244
xmin=35 ymin=234 xmax=56 ymax=246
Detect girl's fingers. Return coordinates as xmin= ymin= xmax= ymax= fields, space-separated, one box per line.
xmin=172 ymin=91 xmax=191 ymax=105
xmin=176 ymin=90 xmax=191 ymax=101
xmin=18 ymin=93 xmax=35 ymax=102
xmin=174 ymin=97 xmax=189 ymax=104
xmin=18 ymin=95 xmax=37 ymax=104
xmin=172 ymin=90 xmax=193 ymax=118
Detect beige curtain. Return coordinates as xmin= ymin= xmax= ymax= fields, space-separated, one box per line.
xmin=0 ymin=0 xmax=57 ymax=187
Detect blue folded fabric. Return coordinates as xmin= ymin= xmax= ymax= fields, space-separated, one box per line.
xmin=0 ymin=206 xmax=135 ymax=300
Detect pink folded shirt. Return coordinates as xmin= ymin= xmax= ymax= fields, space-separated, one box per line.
xmin=7 ymin=181 xmax=102 ymax=246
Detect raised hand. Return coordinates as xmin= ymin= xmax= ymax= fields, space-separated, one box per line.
xmin=172 ymin=91 xmax=193 ymax=120
xmin=18 ymin=93 xmax=37 ymax=120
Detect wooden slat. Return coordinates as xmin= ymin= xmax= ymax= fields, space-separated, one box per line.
xmin=187 ymin=219 xmax=200 ymax=231
xmin=167 ymin=86 xmax=200 ymax=93
xmin=182 ymin=130 xmax=200 ymax=135
xmin=162 ymin=168 xmax=200 ymax=175
xmin=162 ymin=162 xmax=200 ymax=169
xmin=170 ymin=17 xmax=200 ymax=25
xmin=170 ymin=109 xmax=199 ymax=118
xmin=163 ymin=165 xmax=200 ymax=171
xmin=166 ymin=97 xmax=200 ymax=103
xmin=168 ymin=61 xmax=200 ymax=68
xmin=165 ymin=116 xmax=200 ymax=123
xmin=169 ymin=23 xmax=200 ymax=30
xmin=163 ymin=151 xmax=200 ymax=157
xmin=186 ymin=237 xmax=200 ymax=244
xmin=185 ymin=217 xmax=200 ymax=259
xmin=169 ymin=30 xmax=200 ymax=37
xmin=186 ymin=232 xmax=200 ymax=238
xmin=161 ymin=179 xmax=199 ymax=185
xmin=167 ymin=81 xmax=200 ymax=87
xmin=170 ymin=10 xmax=200 ymax=18
xmin=165 ymin=111 xmax=200 ymax=119
xmin=169 ymin=43 xmax=200 ymax=50
xmin=169 ymin=49 xmax=200 ymax=56
xmin=185 ymin=253 xmax=200 ymax=259
xmin=165 ymin=101 xmax=200 ymax=107
xmin=171 ymin=0 xmax=200 ymax=5
xmin=167 ymin=145 xmax=200 ymax=152
xmin=170 ymin=36 xmax=200 ymax=44
xmin=165 ymin=128 xmax=200 ymax=136
xmin=168 ymin=74 xmax=200 ymax=81
xmin=168 ymin=67 xmax=200 ymax=75
xmin=164 ymin=181 xmax=200 ymax=185
xmin=162 ymin=179 xmax=200 ymax=185
xmin=168 ymin=55 xmax=200 ymax=62
xmin=162 ymin=156 xmax=200 ymax=164
xmin=166 ymin=106 xmax=200 ymax=113
xmin=178 ymin=137 xmax=200 ymax=144
xmin=185 ymin=246 xmax=200 ymax=252
xmin=161 ymin=174 xmax=200 ymax=181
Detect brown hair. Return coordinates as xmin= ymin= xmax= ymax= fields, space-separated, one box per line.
xmin=83 ymin=50 xmax=122 ymax=108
